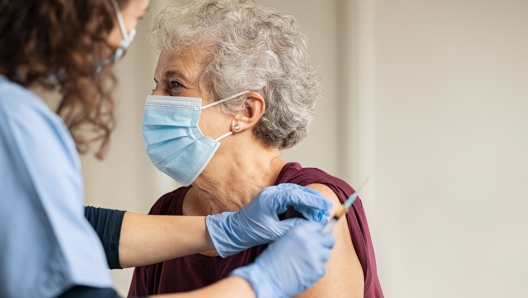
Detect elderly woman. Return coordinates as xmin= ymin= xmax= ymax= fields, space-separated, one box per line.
xmin=130 ymin=0 xmax=383 ymax=297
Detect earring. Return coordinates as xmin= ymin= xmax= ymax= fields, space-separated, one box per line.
xmin=234 ymin=123 xmax=240 ymax=131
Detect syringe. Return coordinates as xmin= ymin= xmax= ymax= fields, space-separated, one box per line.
xmin=321 ymin=177 xmax=369 ymax=234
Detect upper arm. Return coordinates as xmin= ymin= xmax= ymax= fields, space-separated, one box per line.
xmin=296 ymin=184 xmax=364 ymax=298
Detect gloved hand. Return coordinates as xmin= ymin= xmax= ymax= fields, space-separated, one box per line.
xmin=206 ymin=183 xmax=331 ymax=257
xmin=230 ymin=221 xmax=335 ymax=298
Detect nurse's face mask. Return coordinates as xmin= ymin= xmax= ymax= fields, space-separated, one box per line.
xmin=93 ymin=0 xmax=137 ymax=74
xmin=45 ymin=0 xmax=135 ymax=81
xmin=111 ymin=0 xmax=136 ymax=63
xmin=141 ymin=91 xmax=249 ymax=186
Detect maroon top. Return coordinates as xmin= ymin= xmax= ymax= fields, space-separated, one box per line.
xmin=129 ymin=162 xmax=383 ymax=297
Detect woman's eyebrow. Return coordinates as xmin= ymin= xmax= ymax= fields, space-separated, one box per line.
xmin=164 ymin=70 xmax=188 ymax=82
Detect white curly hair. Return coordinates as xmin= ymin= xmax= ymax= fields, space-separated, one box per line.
xmin=148 ymin=0 xmax=322 ymax=149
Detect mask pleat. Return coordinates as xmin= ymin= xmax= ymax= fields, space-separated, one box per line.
xmin=163 ymin=139 xmax=219 ymax=186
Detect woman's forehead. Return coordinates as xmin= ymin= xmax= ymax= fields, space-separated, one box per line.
xmin=154 ymin=50 xmax=203 ymax=82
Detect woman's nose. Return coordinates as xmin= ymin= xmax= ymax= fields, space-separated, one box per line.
xmin=151 ymin=88 xmax=168 ymax=96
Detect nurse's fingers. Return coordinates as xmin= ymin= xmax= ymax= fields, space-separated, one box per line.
xmin=264 ymin=183 xmax=332 ymax=219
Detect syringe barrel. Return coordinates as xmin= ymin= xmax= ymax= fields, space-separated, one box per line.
xmin=321 ymin=219 xmax=337 ymax=233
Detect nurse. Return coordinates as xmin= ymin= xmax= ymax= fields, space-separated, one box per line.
xmin=0 ymin=1 xmax=335 ymax=298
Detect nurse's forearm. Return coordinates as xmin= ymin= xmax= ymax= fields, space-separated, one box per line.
xmin=119 ymin=212 xmax=215 ymax=268
xmin=151 ymin=276 xmax=256 ymax=298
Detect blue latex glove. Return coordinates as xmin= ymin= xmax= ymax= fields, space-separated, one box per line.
xmin=206 ymin=183 xmax=331 ymax=257
xmin=230 ymin=221 xmax=335 ymax=298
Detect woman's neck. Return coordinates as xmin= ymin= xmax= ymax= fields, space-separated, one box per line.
xmin=183 ymin=141 xmax=286 ymax=216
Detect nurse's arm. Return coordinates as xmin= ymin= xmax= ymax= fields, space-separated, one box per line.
xmin=153 ymin=276 xmax=255 ymax=298
xmin=59 ymin=276 xmax=256 ymax=297
xmin=119 ymin=211 xmax=214 ymax=268
xmin=84 ymin=206 xmax=214 ymax=269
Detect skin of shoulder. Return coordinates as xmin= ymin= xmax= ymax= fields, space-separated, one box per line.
xmin=299 ymin=183 xmax=365 ymax=298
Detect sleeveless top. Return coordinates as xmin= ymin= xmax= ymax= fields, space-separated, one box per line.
xmin=128 ymin=162 xmax=383 ymax=297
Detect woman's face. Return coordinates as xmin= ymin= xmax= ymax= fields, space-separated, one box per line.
xmin=107 ymin=0 xmax=149 ymax=47
xmin=152 ymin=50 xmax=235 ymax=142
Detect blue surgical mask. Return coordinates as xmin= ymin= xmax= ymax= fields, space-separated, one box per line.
xmin=93 ymin=1 xmax=136 ymax=74
xmin=141 ymin=91 xmax=249 ymax=186
xmin=111 ymin=0 xmax=136 ymax=63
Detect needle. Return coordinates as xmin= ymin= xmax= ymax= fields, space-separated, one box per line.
xmin=321 ymin=177 xmax=370 ymax=233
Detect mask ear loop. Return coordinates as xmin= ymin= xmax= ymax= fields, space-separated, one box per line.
xmin=111 ymin=0 xmax=129 ymax=39
xmin=205 ymin=91 xmax=251 ymax=143
xmin=214 ymin=132 xmax=233 ymax=142
xmin=201 ymin=91 xmax=250 ymax=110
xmin=111 ymin=0 xmax=136 ymax=63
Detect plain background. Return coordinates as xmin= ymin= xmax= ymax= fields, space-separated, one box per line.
xmin=78 ymin=0 xmax=528 ymax=296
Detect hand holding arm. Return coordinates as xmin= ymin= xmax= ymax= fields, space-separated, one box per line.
xmin=87 ymin=183 xmax=330 ymax=268
xmin=206 ymin=183 xmax=331 ymax=257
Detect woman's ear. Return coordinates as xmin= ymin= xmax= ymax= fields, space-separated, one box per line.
xmin=230 ymin=91 xmax=265 ymax=133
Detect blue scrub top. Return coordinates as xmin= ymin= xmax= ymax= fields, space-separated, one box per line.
xmin=0 ymin=75 xmax=112 ymax=298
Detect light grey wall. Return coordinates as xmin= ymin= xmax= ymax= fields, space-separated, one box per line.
xmin=369 ymin=0 xmax=528 ymax=297
xmin=81 ymin=0 xmax=528 ymax=297
xmin=255 ymin=0 xmax=342 ymax=178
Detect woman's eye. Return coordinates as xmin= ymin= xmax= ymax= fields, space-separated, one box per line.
xmin=169 ymin=80 xmax=183 ymax=89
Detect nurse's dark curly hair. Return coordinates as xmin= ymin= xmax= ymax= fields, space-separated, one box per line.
xmin=0 ymin=0 xmax=130 ymax=158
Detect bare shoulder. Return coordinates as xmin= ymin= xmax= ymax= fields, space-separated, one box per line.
xmin=300 ymin=183 xmax=365 ymax=298
xmin=306 ymin=184 xmax=340 ymax=213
